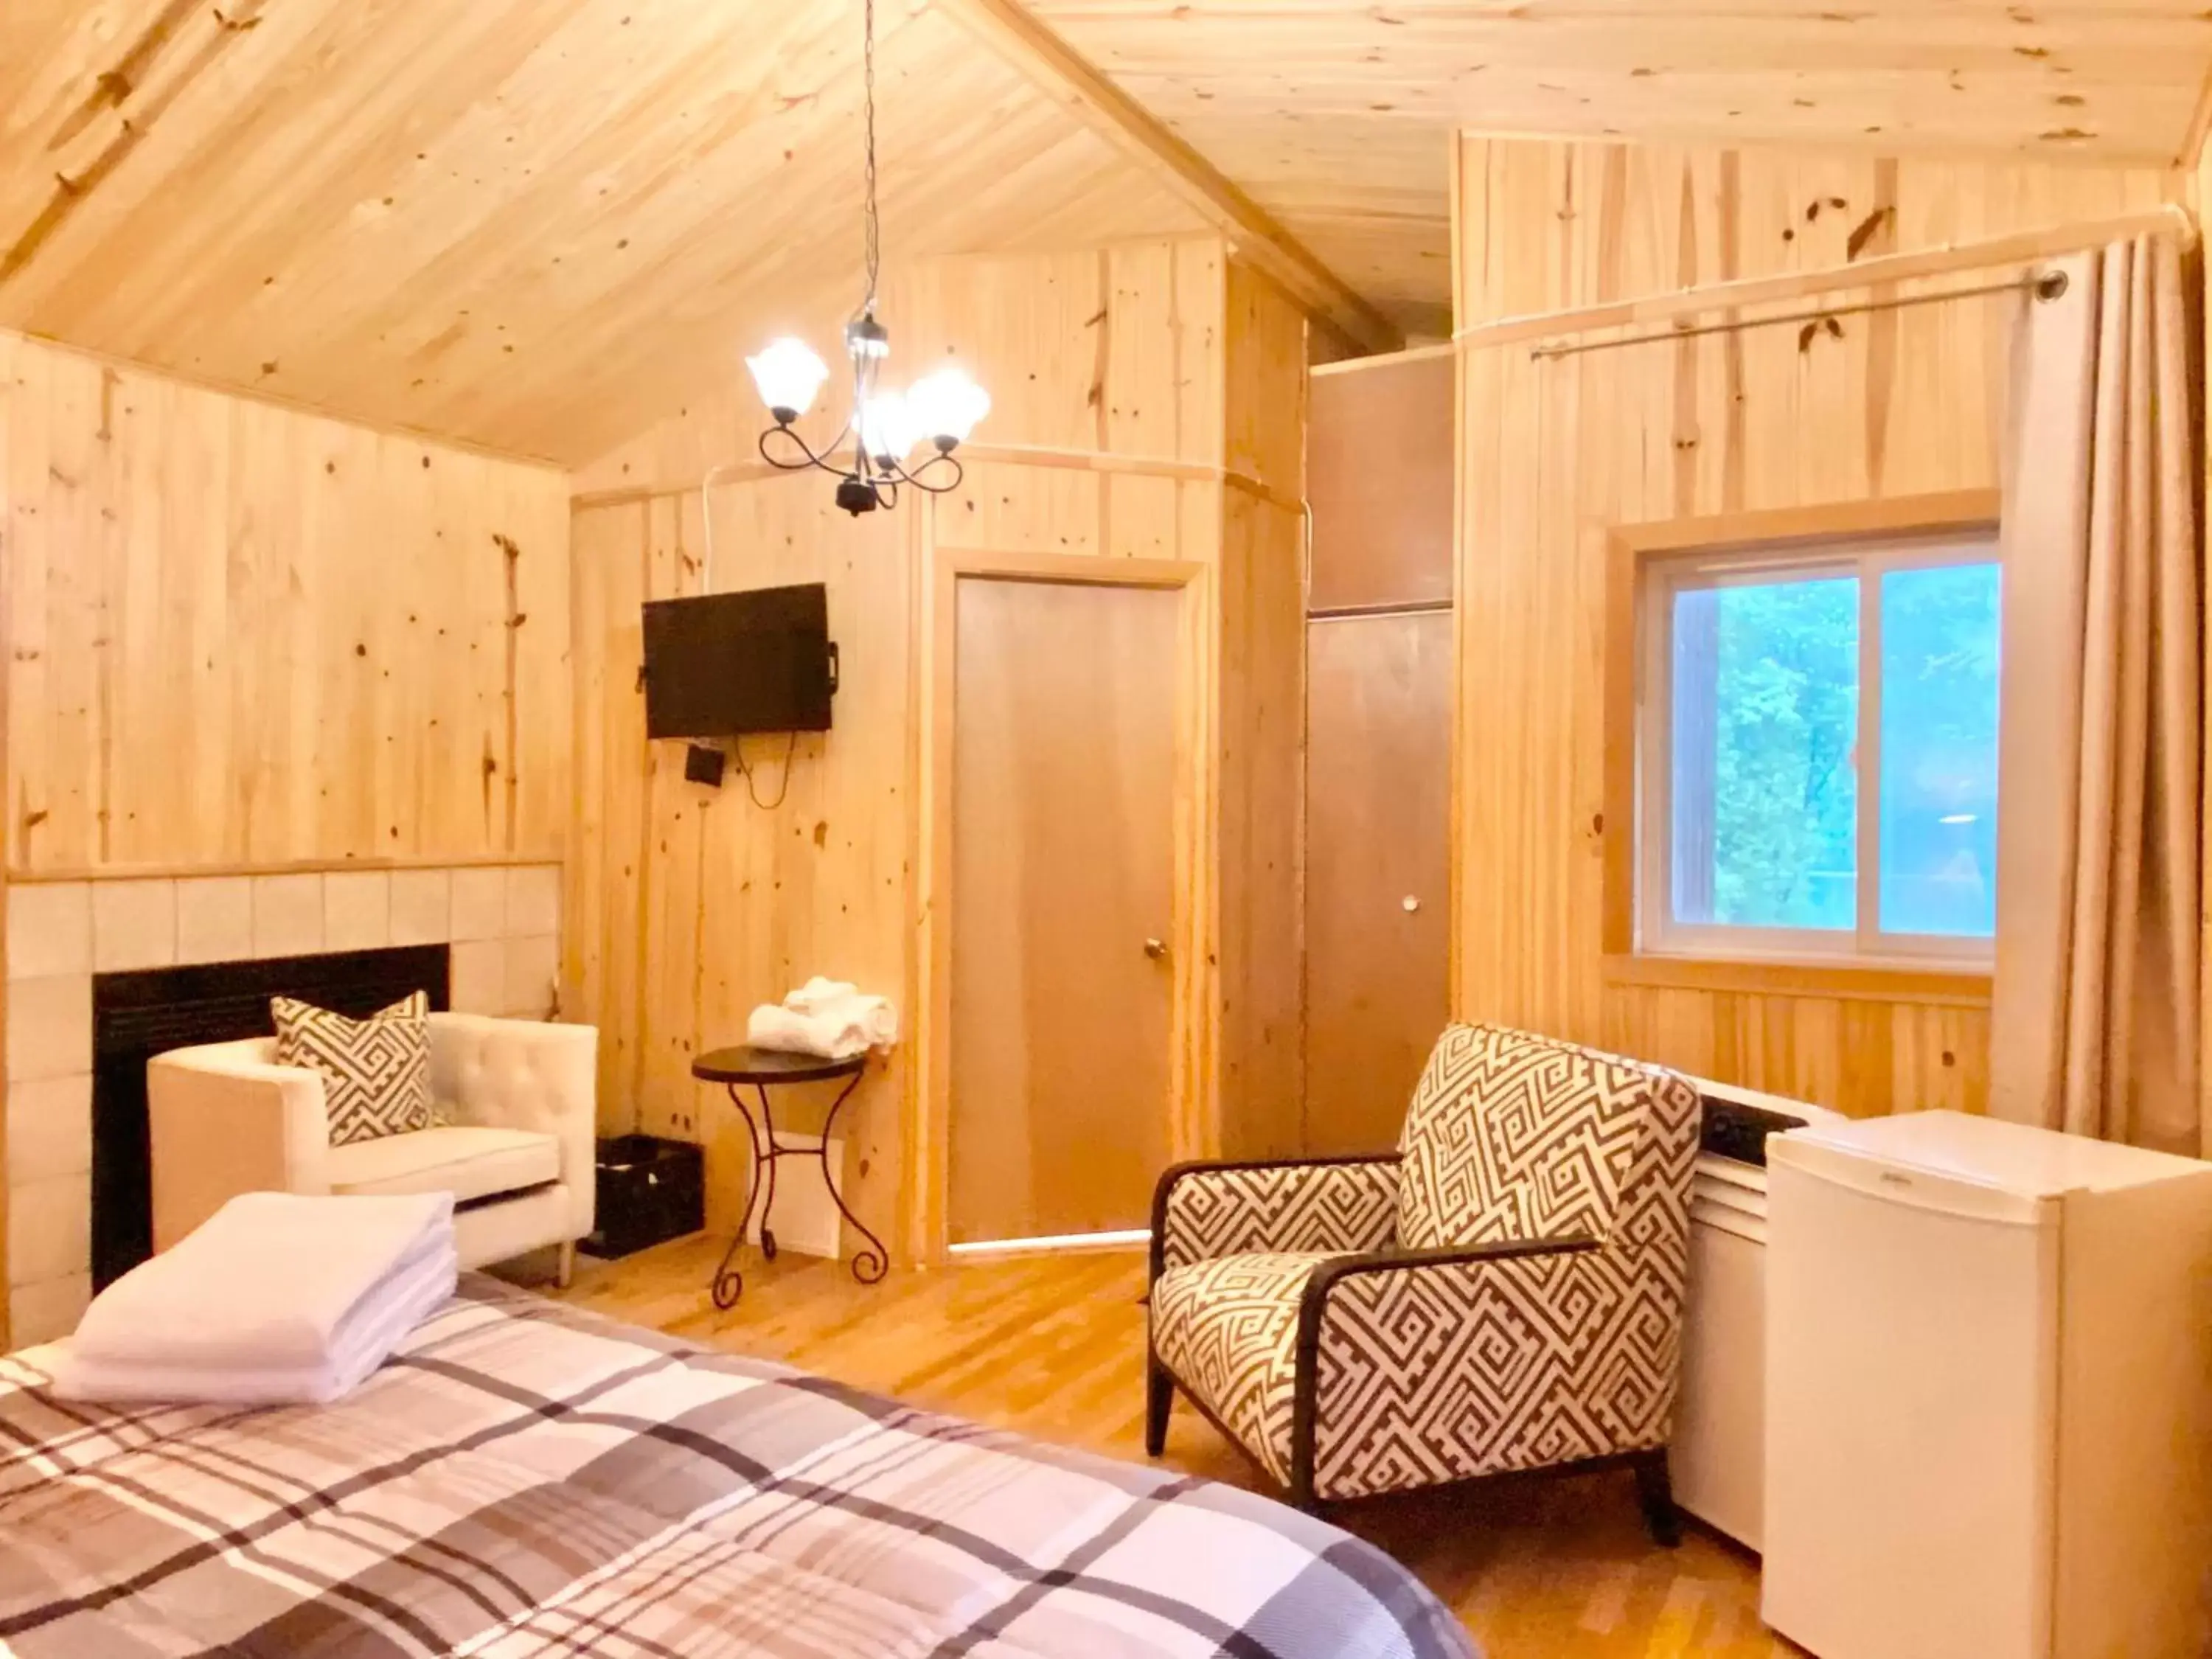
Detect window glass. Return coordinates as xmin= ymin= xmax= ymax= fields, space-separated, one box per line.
xmin=1669 ymin=575 xmax=1859 ymax=931
xmin=1877 ymin=563 xmax=2000 ymax=937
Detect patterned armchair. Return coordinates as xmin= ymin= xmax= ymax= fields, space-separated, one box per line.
xmin=1146 ymin=1023 xmax=1700 ymax=1533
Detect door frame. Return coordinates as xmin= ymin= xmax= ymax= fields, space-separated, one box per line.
xmin=911 ymin=548 xmax=1211 ymax=1264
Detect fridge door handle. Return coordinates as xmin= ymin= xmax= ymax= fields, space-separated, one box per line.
xmin=1768 ymin=1137 xmax=2056 ymax=1226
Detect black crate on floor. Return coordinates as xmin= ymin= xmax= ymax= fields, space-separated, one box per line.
xmin=582 ymin=1134 xmax=705 ymax=1259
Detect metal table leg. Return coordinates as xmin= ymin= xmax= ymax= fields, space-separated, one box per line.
xmin=711 ymin=1082 xmax=771 ymax=1310
xmin=818 ymin=1068 xmax=888 ymax=1284
xmin=709 ymin=1067 xmax=888 ymax=1306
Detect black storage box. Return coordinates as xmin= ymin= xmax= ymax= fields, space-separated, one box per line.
xmin=582 ymin=1134 xmax=705 ymax=1259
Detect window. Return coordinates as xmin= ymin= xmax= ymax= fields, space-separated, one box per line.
xmin=1637 ymin=529 xmax=2000 ymax=966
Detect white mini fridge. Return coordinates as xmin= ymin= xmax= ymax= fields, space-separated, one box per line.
xmin=1763 ymin=1110 xmax=2212 ymax=1659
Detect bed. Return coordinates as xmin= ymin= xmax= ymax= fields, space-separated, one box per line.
xmin=0 ymin=1276 xmax=1475 ymax=1658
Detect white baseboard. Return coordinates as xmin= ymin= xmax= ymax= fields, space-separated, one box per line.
xmin=946 ymin=1228 xmax=1150 ymax=1259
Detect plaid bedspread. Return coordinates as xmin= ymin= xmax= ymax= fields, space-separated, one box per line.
xmin=0 ymin=1276 xmax=1475 ymax=1659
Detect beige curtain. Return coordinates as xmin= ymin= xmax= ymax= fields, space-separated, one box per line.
xmin=1989 ymin=234 xmax=2205 ymax=1156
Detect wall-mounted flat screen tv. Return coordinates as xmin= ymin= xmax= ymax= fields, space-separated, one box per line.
xmin=641 ymin=582 xmax=835 ymax=738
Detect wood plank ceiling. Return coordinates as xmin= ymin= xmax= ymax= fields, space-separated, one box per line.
xmin=1026 ymin=1 xmax=2212 ymax=338
xmin=0 ymin=0 xmax=1203 ymax=464
xmin=5 ymin=2 xmax=2209 ymax=459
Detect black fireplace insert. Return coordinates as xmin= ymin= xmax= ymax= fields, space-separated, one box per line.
xmin=91 ymin=945 xmax=450 ymax=1289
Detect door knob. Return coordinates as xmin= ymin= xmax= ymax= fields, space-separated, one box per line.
xmin=1144 ymin=937 xmax=1168 ymax=961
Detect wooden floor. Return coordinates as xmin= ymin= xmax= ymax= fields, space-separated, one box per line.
xmin=554 ymin=1234 xmax=1799 ymax=1659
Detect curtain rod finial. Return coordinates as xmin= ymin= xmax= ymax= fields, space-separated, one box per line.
xmin=2034 ymin=270 xmax=2070 ymax=303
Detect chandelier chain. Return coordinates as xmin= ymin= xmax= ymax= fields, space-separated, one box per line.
xmin=748 ymin=0 xmax=980 ymax=515
xmin=860 ymin=0 xmax=879 ymax=313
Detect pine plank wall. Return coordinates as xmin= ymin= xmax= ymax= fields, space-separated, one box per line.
xmin=2 ymin=131 xmax=2208 ymax=1334
xmin=0 ymin=329 xmax=573 ymax=1341
xmin=566 ymin=240 xmax=1309 ymax=1264
xmin=1450 ymin=139 xmax=2183 ymax=1119
xmin=0 ymin=333 xmax=572 ymax=874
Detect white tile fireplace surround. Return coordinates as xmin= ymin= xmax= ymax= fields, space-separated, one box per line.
xmin=4 ymin=863 xmax=563 ymax=1346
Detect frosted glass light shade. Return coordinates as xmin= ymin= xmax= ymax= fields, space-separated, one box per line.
xmin=908 ymin=367 xmax=990 ymax=446
xmin=857 ymin=392 xmax=918 ymax=462
xmin=746 ymin=337 xmax=830 ymax=420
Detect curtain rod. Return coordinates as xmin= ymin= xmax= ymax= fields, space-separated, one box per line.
xmin=1528 ymin=269 xmax=2070 ymax=362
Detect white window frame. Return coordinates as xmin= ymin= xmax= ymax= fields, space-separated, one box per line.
xmin=1636 ymin=529 xmax=1999 ymax=969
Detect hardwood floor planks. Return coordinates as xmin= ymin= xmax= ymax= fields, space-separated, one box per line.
xmin=554 ymin=1235 xmax=1800 ymax=1658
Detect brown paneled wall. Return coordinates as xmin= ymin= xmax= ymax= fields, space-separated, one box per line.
xmin=1451 ymin=136 xmax=2180 ymax=1119
xmin=1304 ymin=352 xmax=1456 ymax=1148
xmin=1307 ymin=353 xmax=1454 ymax=612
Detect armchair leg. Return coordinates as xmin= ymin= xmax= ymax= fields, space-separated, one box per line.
xmin=1144 ymin=1353 xmax=1174 ymax=1457
xmin=1633 ymin=1448 xmax=1682 ymax=1548
xmin=556 ymin=1242 xmax=576 ymax=1290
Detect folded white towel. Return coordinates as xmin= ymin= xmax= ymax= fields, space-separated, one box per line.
xmin=783 ymin=977 xmax=860 ymax=1014
xmin=52 ymin=1238 xmax=458 ymax=1405
xmin=48 ymin=1192 xmax=458 ymax=1405
xmin=746 ymin=992 xmax=898 ymax=1060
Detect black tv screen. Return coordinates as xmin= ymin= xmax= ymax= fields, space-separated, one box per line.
xmin=641 ymin=583 xmax=834 ymax=738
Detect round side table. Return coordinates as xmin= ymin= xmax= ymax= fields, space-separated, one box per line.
xmin=691 ymin=1045 xmax=887 ymax=1309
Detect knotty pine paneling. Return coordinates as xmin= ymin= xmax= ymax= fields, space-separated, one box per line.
xmin=1216 ymin=484 xmax=1307 ymax=1157
xmin=1447 ymin=137 xmax=2180 ymax=1119
xmin=1222 ymin=261 xmax=1308 ymax=495
xmin=578 ymin=240 xmax=1231 ymax=498
xmin=0 ymin=330 xmax=571 ymax=874
xmin=1214 ymin=263 xmax=1307 ymax=1159
xmin=0 ymin=1 xmax=1203 ymax=465
xmin=567 ymin=479 xmax=911 ymax=1226
xmin=1034 ymin=1 xmax=2212 ymax=337
xmin=568 ymin=243 xmax=1313 ymax=1257
xmin=1457 ymin=137 xmax=2179 ymax=327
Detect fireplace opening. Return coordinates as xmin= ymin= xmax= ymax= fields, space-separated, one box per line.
xmin=91 ymin=945 xmax=451 ymax=1288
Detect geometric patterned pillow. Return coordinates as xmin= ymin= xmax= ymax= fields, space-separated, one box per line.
xmin=271 ymin=992 xmax=432 ymax=1147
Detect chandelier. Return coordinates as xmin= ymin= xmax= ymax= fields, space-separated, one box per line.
xmin=745 ymin=0 xmax=989 ymax=516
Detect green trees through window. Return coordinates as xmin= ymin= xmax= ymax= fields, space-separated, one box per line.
xmin=1665 ymin=559 xmax=1999 ymax=945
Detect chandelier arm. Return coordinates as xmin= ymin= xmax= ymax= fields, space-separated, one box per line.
xmin=886 ymin=448 xmax=965 ymax=495
xmin=758 ymin=423 xmax=848 ymax=476
xmin=745 ymin=0 xmax=981 ymax=516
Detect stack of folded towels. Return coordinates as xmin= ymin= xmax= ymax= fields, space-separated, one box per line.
xmin=745 ymin=976 xmax=899 ymax=1060
xmin=49 ymin=1192 xmax=458 ymax=1406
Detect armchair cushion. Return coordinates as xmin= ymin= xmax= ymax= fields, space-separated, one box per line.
xmin=429 ymin=1014 xmax=597 ymax=1245
xmin=1307 ymin=1241 xmax=1658 ymax=1500
xmin=1150 ymin=1252 xmax=1336 ymax=1484
xmin=1396 ymin=1023 xmax=1686 ymax=1252
xmin=273 ymin=992 xmax=432 ymax=1146
xmin=326 ymin=1125 xmax=560 ymax=1206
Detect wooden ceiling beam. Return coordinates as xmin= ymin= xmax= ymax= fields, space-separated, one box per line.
xmin=2180 ymin=59 xmax=2212 ymax=169
xmin=929 ymin=0 xmax=1402 ymax=356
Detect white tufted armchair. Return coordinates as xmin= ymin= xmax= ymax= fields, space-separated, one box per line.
xmin=148 ymin=1014 xmax=597 ymax=1284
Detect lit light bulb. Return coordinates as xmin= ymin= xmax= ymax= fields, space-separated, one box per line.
xmin=745 ymin=337 xmax=830 ymax=423
xmin=907 ymin=366 xmax=990 ymax=448
xmin=857 ymin=392 xmax=919 ymax=463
